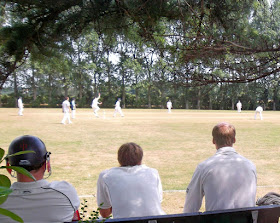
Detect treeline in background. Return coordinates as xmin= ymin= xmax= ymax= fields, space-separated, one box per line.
xmin=1 ymin=1 xmax=280 ymax=110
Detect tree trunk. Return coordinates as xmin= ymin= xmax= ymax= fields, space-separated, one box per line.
xmin=63 ymin=75 xmax=68 ymax=97
xmin=197 ymin=87 xmax=201 ymax=110
xmin=93 ymin=72 xmax=98 ymax=96
xmin=148 ymin=85 xmax=151 ymax=109
xmin=185 ymin=86 xmax=189 ymax=109
xmin=209 ymin=97 xmax=212 ymax=110
xmin=79 ymin=75 xmax=83 ymax=101
xmin=219 ymin=84 xmax=224 ymax=110
xmin=159 ymin=83 xmax=164 ymax=109
xmin=13 ymin=72 xmax=18 ymax=107
xmin=0 ymin=90 xmax=2 ymax=107
xmin=273 ymin=88 xmax=277 ymax=111
xmin=31 ymin=64 xmax=37 ymax=101
xmin=48 ymin=74 xmax=52 ymax=105
xmin=121 ymin=70 xmax=126 ymax=108
xmin=173 ymin=74 xmax=177 ymax=107
xmin=135 ymin=75 xmax=139 ymax=108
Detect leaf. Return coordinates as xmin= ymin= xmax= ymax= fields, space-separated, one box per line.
xmin=0 ymin=166 xmax=36 ymax=181
xmin=0 ymin=174 xmax=11 ymax=188
xmin=0 ymin=186 xmax=12 ymax=205
xmin=0 ymin=148 xmax=4 ymax=161
xmin=0 ymin=186 xmax=12 ymax=196
xmin=0 ymin=195 xmax=9 ymax=206
xmin=0 ymin=174 xmax=12 ymax=205
xmin=0 ymin=175 xmax=13 ymax=204
xmin=0 ymin=208 xmax=23 ymax=223
xmin=6 ymin=150 xmax=35 ymax=158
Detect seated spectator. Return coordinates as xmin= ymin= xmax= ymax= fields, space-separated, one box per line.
xmin=184 ymin=122 xmax=257 ymax=213
xmin=97 ymin=142 xmax=165 ymax=218
xmin=0 ymin=135 xmax=80 ymax=223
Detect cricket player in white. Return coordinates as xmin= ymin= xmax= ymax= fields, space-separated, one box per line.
xmin=18 ymin=97 xmax=24 ymax=116
xmin=167 ymin=99 xmax=172 ymax=113
xmin=71 ymin=98 xmax=76 ymax=119
xmin=91 ymin=93 xmax=102 ymax=117
xmin=184 ymin=122 xmax=257 ymax=213
xmin=254 ymin=106 xmax=263 ymax=120
xmin=61 ymin=97 xmax=72 ymax=124
xmin=236 ymin=100 xmax=242 ymax=113
xmin=113 ymin=98 xmax=124 ymax=117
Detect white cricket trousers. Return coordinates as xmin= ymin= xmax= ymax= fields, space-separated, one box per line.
xmin=61 ymin=112 xmax=71 ymax=124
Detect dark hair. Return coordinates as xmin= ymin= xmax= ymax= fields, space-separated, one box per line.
xmin=118 ymin=142 xmax=143 ymax=166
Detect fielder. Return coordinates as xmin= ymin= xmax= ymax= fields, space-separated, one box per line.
xmin=71 ymin=98 xmax=76 ymax=119
xmin=254 ymin=106 xmax=263 ymax=120
xmin=113 ymin=98 xmax=124 ymax=117
xmin=18 ymin=96 xmax=24 ymax=116
xmin=61 ymin=97 xmax=72 ymax=124
xmin=236 ymin=100 xmax=242 ymax=113
xmin=91 ymin=93 xmax=102 ymax=117
xmin=167 ymin=99 xmax=172 ymax=113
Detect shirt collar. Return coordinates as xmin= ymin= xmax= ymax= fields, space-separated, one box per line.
xmin=11 ymin=179 xmax=49 ymax=189
xmin=216 ymin=146 xmax=237 ymax=155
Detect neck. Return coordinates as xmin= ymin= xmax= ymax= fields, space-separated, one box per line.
xmin=17 ymin=169 xmax=44 ymax=182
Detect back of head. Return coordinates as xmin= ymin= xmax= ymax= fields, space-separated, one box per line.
xmin=118 ymin=142 xmax=143 ymax=166
xmin=212 ymin=122 xmax=236 ymax=148
xmin=8 ymin=135 xmax=48 ymax=171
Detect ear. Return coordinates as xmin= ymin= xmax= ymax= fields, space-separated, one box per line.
xmin=212 ymin=138 xmax=215 ymax=145
xmin=45 ymin=152 xmax=51 ymax=173
xmin=6 ymin=160 xmax=12 ymax=175
xmin=233 ymin=137 xmax=236 ymax=144
xmin=46 ymin=158 xmax=51 ymax=173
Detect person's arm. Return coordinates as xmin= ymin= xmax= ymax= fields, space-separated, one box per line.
xmin=67 ymin=104 xmax=71 ymax=113
xmin=156 ymin=171 xmax=163 ymax=202
xmin=97 ymin=171 xmax=112 ymax=217
xmin=99 ymin=207 xmax=112 ymax=218
xmin=183 ymin=165 xmax=204 ymax=213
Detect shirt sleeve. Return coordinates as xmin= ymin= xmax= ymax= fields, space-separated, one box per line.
xmin=183 ymin=165 xmax=204 ymax=213
xmin=97 ymin=171 xmax=112 ymax=209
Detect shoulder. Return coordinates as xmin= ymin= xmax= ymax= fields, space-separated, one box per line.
xmin=47 ymin=181 xmax=80 ymax=209
xmin=237 ymin=154 xmax=256 ymax=168
xmin=194 ymin=156 xmax=216 ymax=173
xmin=98 ymin=168 xmax=113 ymax=179
xmin=47 ymin=181 xmax=78 ymax=195
xmin=139 ymin=165 xmax=160 ymax=176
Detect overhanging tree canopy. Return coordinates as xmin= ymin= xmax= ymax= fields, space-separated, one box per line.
xmin=0 ymin=0 xmax=279 ymax=89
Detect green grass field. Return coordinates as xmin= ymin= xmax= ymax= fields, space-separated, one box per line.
xmin=1 ymin=108 xmax=280 ymax=215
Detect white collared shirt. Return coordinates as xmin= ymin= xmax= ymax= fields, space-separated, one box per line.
xmin=184 ymin=147 xmax=257 ymax=213
xmin=97 ymin=165 xmax=165 ymax=218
